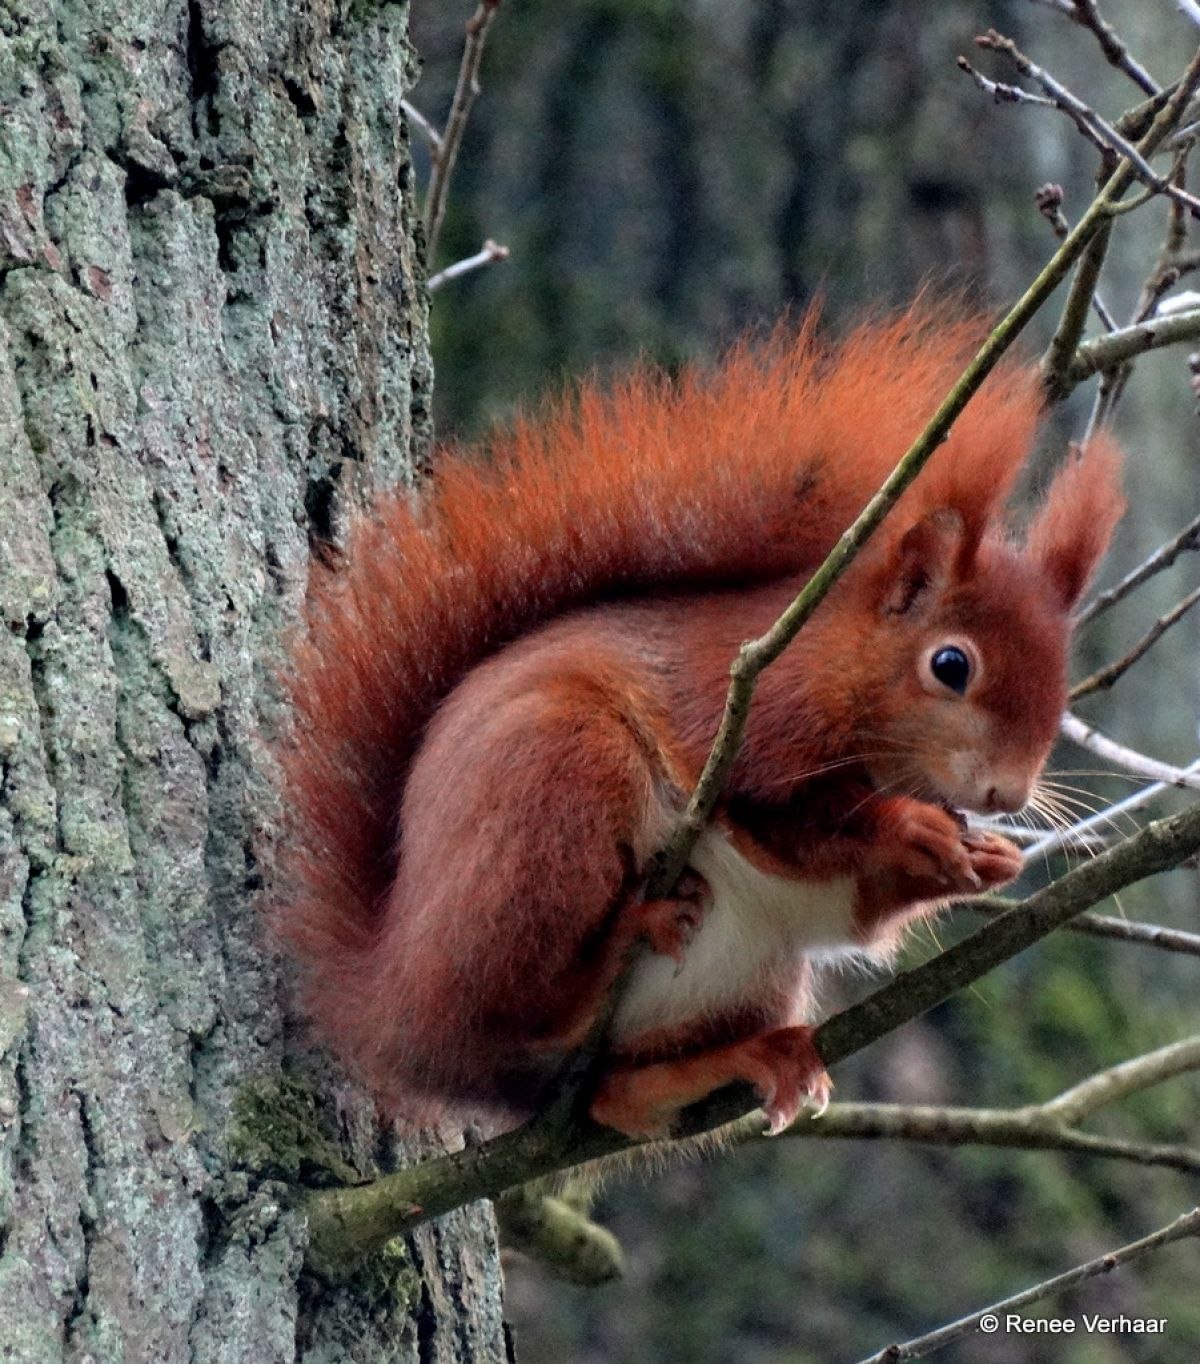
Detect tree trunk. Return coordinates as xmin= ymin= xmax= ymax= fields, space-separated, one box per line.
xmin=0 ymin=0 xmax=508 ymax=1358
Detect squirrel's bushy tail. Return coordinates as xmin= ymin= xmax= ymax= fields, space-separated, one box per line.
xmin=273 ymin=305 xmax=1042 ymax=1023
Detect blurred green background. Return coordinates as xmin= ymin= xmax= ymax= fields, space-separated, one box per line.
xmin=410 ymin=3 xmax=1200 ymax=1360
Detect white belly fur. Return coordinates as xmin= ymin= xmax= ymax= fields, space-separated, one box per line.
xmin=611 ymin=824 xmax=863 ymax=1043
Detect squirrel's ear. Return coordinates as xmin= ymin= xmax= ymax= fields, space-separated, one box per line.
xmin=882 ymin=509 xmax=964 ymax=616
xmin=1026 ymin=439 xmax=1124 ymax=612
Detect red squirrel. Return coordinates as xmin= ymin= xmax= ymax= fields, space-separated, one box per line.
xmin=274 ymin=307 xmax=1123 ymax=1139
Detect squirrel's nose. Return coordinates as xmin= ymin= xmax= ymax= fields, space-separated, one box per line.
xmin=985 ymin=782 xmax=1028 ymax=814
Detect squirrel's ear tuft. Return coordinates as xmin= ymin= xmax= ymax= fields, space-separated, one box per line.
xmin=1025 ymin=438 xmax=1124 ymax=612
xmin=882 ymin=509 xmax=964 ymax=616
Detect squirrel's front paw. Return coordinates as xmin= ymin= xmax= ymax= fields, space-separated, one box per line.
xmin=886 ymin=801 xmax=983 ymax=893
xmin=885 ymin=802 xmax=1023 ymax=896
xmin=625 ymin=870 xmax=711 ymax=967
xmin=961 ymin=828 xmax=1023 ymax=889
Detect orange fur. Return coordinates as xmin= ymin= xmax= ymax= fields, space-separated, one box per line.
xmin=272 ymin=304 xmax=1124 ymax=1137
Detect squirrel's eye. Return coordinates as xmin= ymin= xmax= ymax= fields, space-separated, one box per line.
xmin=930 ymin=646 xmax=972 ymax=695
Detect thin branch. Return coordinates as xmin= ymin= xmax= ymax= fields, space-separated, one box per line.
xmin=1180 ymin=1 xmax=1200 ymax=33
xmin=1133 ymin=159 xmax=1192 ymax=319
xmin=1076 ymin=510 xmax=1200 ymax=624
xmin=401 ymin=98 xmax=442 ymax=157
xmin=1070 ymin=582 xmax=1200 ymax=698
xmin=1064 ymin=307 xmax=1200 ymax=383
xmin=427 ymin=238 xmax=510 ymax=292
xmin=1025 ymin=0 xmax=1158 ymax=95
xmin=1058 ymin=911 xmax=1200 ymax=956
xmin=1039 ymin=1036 xmax=1200 ymax=1122
xmin=424 ymin=0 xmax=503 ymax=265
xmin=1061 ymin=712 xmax=1200 ymax=791
xmin=1168 ymin=116 xmax=1200 ymax=148
xmin=859 ymin=1207 xmax=1200 ymax=1362
xmin=1033 ymin=184 xmax=1117 ymax=328
xmin=977 ymin=31 xmax=1200 ymax=216
xmin=964 ymin=891 xmax=1200 ymax=958
xmin=1062 ymin=0 xmax=1159 ymax=96
xmin=764 ymin=1099 xmax=1200 ymax=1174
xmin=1082 ymin=157 xmax=1196 ymax=433
xmin=812 ymin=799 xmax=1200 ymax=1068
xmin=731 ymin=1038 xmax=1200 ymax=1169
xmin=969 ymin=817 xmax=1108 ymax=850
xmin=1044 ymin=218 xmax=1114 ymax=396
xmin=1021 ymin=757 xmax=1200 ymax=860
xmin=958 ymin=57 xmax=1056 ymax=108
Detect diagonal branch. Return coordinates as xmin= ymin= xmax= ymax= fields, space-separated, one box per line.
xmin=976 ymin=31 xmax=1200 ymax=218
xmin=1026 ymin=0 xmax=1159 ymax=95
xmin=811 ymin=799 xmax=1200 ymax=1069
xmin=1060 ymin=713 xmax=1200 ymax=791
xmin=427 ymin=238 xmax=510 ymax=292
xmin=1076 ymin=510 xmax=1200 ymax=624
xmin=646 ymin=66 xmax=1200 ymax=897
xmin=1070 ymin=582 xmax=1200 ymax=698
xmin=1039 ymin=1036 xmax=1200 ymax=1123
xmin=964 ymin=892 xmax=1200 ymax=958
xmin=860 ymin=1207 xmax=1200 ymax=1362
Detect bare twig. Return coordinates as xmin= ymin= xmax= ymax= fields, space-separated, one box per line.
xmin=1025 ymin=50 xmax=1200 ymax=402
xmin=977 ymin=31 xmax=1200 ymax=217
xmin=1180 ymin=1 xmax=1200 ymax=33
xmin=1076 ymin=510 xmax=1200 ymax=624
xmin=1134 ymin=159 xmax=1192 ymax=318
xmin=1065 ymin=0 xmax=1159 ymax=96
xmin=427 ymin=238 xmax=510 ymax=292
xmin=424 ymin=0 xmax=503 ymax=266
xmin=1065 ymin=912 xmax=1200 ymax=956
xmin=1034 ymin=185 xmax=1117 ymax=328
xmin=1168 ymin=116 xmax=1200 ymax=148
xmin=1021 ymin=757 xmax=1200 ymax=860
xmin=960 ymin=45 xmax=1110 ymax=163
xmin=1040 ymin=1036 xmax=1200 ymax=1122
xmin=1061 ymin=713 xmax=1200 ymax=790
xmin=1065 ymin=307 xmax=1200 ymax=383
xmin=765 ymin=1099 xmax=1200 ymax=1173
xmin=401 ymin=98 xmax=443 ymax=157
xmin=1044 ymin=218 xmax=1115 ymax=395
xmin=1036 ymin=182 xmax=1072 ymax=237
xmin=1025 ymin=0 xmax=1158 ymax=95
xmin=1081 ymin=159 xmax=1196 ymax=432
xmin=741 ymin=1038 xmax=1200 ymax=1169
xmin=958 ymin=57 xmax=1056 ymax=108
xmin=1070 ymin=582 xmax=1200 ymax=698
xmin=964 ymin=890 xmax=1200 ymax=957
xmin=859 ymin=1207 xmax=1200 ymax=1362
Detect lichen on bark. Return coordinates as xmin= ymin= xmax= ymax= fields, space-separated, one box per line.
xmin=0 ymin=0 xmax=503 ymax=1358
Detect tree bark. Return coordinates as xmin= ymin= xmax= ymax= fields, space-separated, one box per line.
xmin=0 ymin=0 xmax=508 ymax=1358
